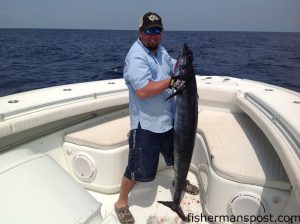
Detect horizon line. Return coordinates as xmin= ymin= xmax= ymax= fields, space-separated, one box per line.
xmin=0 ymin=27 xmax=300 ymax=34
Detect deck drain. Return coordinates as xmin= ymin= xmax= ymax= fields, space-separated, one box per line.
xmin=108 ymin=82 xmax=115 ymax=84
xmin=63 ymin=88 xmax=72 ymax=91
xmin=8 ymin=100 xmax=19 ymax=103
xmin=264 ymin=89 xmax=274 ymax=91
xmin=293 ymin=101 xmax=300 ymax=104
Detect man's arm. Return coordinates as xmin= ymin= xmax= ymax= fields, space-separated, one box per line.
xmin=136 ymin=78 xmax=171 ymax=99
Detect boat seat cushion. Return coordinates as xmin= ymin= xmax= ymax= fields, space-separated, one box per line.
xmin=0 ymin=154 xmax=101 ymax=224
xmin=65 ymin=116 xmax=130 ymax=149
xmin=198 ymin=110 xmax=291 ymax=190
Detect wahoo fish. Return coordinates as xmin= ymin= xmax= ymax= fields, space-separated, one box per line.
xmin=158 ymin=44 xmax=198 ymax=222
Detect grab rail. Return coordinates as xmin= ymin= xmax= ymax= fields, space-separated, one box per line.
xmin=0 ymin=89 xmax=128 ymax=121
xmin=245 ymin=92 xmax=300 ymax=156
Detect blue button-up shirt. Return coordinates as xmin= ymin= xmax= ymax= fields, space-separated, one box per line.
xmin=124 ymin=39 xmax=176 ymax=133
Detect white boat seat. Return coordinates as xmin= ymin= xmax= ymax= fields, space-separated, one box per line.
xmin=65 ymin=116 xmax=130 ymax=149
xmin=0 ymin=154 xmax=102 ymax=224
xmin=198 ymin=110 xmax=291 ymax=190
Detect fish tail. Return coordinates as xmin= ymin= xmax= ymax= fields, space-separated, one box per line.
xmin=157 ymin=201 xmax=188 ymax=222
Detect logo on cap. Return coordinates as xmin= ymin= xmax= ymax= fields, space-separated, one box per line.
xmin=148 ymin=14 xmax=159 ymax=21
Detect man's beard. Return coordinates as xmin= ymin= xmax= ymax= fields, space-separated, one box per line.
xmin=146 ymin=44 xmax=159 ymax=51
xmin=146 ymin=39 xmax=160 ymax=51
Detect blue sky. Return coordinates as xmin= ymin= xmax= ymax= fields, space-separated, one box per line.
xmin=1 ymin=0 xmax=300 ymax=32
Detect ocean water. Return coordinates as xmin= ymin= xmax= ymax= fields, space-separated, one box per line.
xmin=0 ymin=29 xmax=300 ymax=97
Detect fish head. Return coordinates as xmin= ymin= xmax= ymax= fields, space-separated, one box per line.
xmin=182 ymin=43 xmax=194 ymax=64
xmin=173 ymin=43 xmax=194 ymax=77
xmin=166 ymin=44 xmax=195 ymax=100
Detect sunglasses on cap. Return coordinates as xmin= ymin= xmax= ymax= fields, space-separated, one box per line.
xmin=143 ymin=27 xmax=163 ymax=35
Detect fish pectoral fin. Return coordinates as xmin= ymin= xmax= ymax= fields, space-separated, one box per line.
xmin=165 ymin=90 xmax=183 ymax=101
xmin=157 ymin=201 xmax=188 ymax=222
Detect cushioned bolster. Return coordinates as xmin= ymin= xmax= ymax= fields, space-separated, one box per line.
xmin=0 ymin=121 xmax=13 ymax=138
xmin=6 ymin=93 xmax=128 ymax=137
xmin=245 ymin=92 xmax=300 ymax=151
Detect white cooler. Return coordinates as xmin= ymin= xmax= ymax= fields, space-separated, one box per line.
xmin=0 ymin=154 xmax=102 ymax=224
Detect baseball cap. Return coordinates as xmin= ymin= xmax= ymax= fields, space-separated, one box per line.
xmin=139 ymin=12 xmax=164 ymax=31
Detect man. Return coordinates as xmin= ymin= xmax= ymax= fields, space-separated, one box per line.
xmin=114 ymin=12 xmax=199 ymax=224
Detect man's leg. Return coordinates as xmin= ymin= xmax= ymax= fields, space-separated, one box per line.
xmin=115 ymin=176 xmax=136 ymax=208
xmin=114 ymin=125 xmax=160 ymax=223
xmin=114 ymin=176 xmax=136 ymax=224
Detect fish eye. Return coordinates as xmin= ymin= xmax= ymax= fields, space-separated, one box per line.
xmin=181 ymin=57 xmax=187 ymax=66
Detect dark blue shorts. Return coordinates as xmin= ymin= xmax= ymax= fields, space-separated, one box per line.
xmin=124 ymin=124 xmax=174 ymax=182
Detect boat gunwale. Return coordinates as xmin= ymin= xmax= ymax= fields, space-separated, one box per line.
xmin=0 ymin=89 xmax=128 ymax=121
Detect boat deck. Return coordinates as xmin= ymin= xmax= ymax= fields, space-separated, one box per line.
xmin=89 ymin=168 xmax=206 ymax=224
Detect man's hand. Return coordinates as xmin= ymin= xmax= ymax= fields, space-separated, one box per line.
xmin=169 ymin=75 xmax=187 ymax=92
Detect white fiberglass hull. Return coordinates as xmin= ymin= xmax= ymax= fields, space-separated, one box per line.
xmin=0 ymin=76 xmax=299 ymax=223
